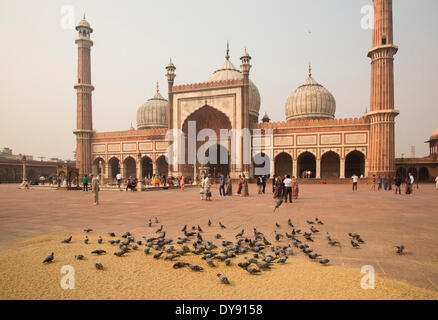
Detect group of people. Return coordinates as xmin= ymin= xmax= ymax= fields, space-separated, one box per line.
xmin=273 ymin=175 xmax=299 ymax=203
xmin=199 ymin=174 xmax=253 ymax=201
xmin=369 ymin=173 xmax=416 ymax=195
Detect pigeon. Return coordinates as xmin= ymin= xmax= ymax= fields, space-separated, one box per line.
xmin=173 ymin=261 xmax=187 ymax=269
xmin=351 ymin=240 xmax=360 ymax=248
xmin=154 ymin=217 xmax=159 ymax=223
xmin=315 ymin=218 xmax=324 ymax=225
xmin=319 ymin=259 xmax=330 ymax=265
xmin=208 ymin=219 xmax=211 ymax=227
xmin=326 ymin=232 xmax=332 ymax=241
xmin=277 ymin=256 xmax=288 ymax=263
xmin=306 ymin=220 xmax=315 ymax=225
xmin=75 ymin=254 xmax=85 ymax=260
xmin=244 ymin=267 xmax=261 ymax=274
xmin=274 ymin=199 xmax=283 ymax=212
xmin=61 ymin=236 xmax=72 ymax=243
xmin=328 ymin=240 xmax=341 ymax=246
xmin=94 ymin=262 xmax=104 ymax=270
xmin=217 ymin=273 xmax=230 ymax=284
xmin=165 ymin=254 xmax=180 ymax=261
xmin=275 ymin=223 xmax=280 ymax=228
xmin=91 ymin=249 xmax=106 ymax=255
xmin=198 ymin=225 xmax=203 ymax=232
xmin=84 ymin=236 xmax=89 ymax=244
xmin=206 ymin=258 xmax=216 ymax=267
xmin=285 ymin=247 xmax=294 ymax=255
xmin=215 ymin=234 xmax=222 ymax=239
xmin=310 ymin=226 xmax=319 ymax=233
xmin=225 ymin=259 xmax=231 ymax=266
xmin=143 ymin=248 xmax=150 ymax=254
xmin=83 ymin=229 xmax=93 ymax=233
xmin=288 ymin=218 xmax=294 ymax=228
xmin=43 ymin=252 xmax=54 ymax=263
xmin=219 ymin=222 xmax=226 ymax=229
xmin=395 ymin=245 xmax=405 ymax=254
xmin=235 ymin=229 xmax=244 ymax=238
xmin=148 ymin=219 xmax=152 ymax=227
xmin=131 ymin=244 xmax=138 ymax=250
xmin=238 ymin=261 xmax=251 ymax=268
xmin=153 ymin=252 xmax=163 ymax=259
xmin=181 ymin=225 xmax=187 ymax=232
xmin=222 ymin=241 xmax=233 ymax=246
xmin=357 ymin=237 xmax=365 ymax=244
xmin=108 ymin=232 xmax=116 ymax=237
xmin=114 ymin=251 xmax=127 ymax=257
xmin=255 ymin=261 xmax=271 ymax=269
xmin=308 ymin=253 xmax=322 ymax=260
xmin=188 ymin=264 xmax=203 ymax=271
xmin=98 ymin=236 xmax=103 ymax=244
xmin=156 ymin=225 xmax=163 ymax=233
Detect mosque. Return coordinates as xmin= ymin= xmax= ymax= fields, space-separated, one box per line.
xmin=74 ymin=0 xmax=400 ymax=186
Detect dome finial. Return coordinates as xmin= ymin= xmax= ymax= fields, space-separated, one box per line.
xmin=156 ymin=80 xmax=159 ymax=93
xmin=226 ymin=41 xmax=230 ymax=60
xmin=308 ymin=62 xmax=312 ymax=77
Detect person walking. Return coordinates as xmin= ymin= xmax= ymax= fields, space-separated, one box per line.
xmin=262 ymin=175 xmax=266 ymax=194
xmin=257 ymin=176 xmax=263 ymax=194
xmin=205 ymin=175 xmax=212 ymax=201
xmin=82 ymin=175 xmax=89 ymax=192
xmin=226 ymin=175 xmax=232 ymax=195
xmin=352 ymin=173 xmax=358 ymax=191
xmin=153 ymin=174 xmax=160 ymax=188
xmin=283 ymin=175 xmax=293 ymax=203
xmin=378 ymin=175 xmax=382 ymax=190
xmin=383 ymin=176 xmax=388 ymax=190
xmin=219 ymin=174 xmax=226 ymax=196
xmin=116 ymin=172 xmax=122 ymax=188
xmin=370 ymin=174 xmax=376 ymax=191
xmin=242 ymin=175 xmax=249 ymax=197
xmin=292 ymin=176 xmax=299 ymax=200
xmin=91 ymin=174 xmax=99 ymax=205
xmin=394 ymin=175 xmax=402 ymax=195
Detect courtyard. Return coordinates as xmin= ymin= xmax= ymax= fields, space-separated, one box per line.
xmin=0 ymin=182 xmax=437 ymax=300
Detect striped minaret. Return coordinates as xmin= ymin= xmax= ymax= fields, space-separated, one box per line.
xmin=366 ymin=0 xmax=399 ymax=177
xmin=73 ymin=16 xmax=94 ymax=178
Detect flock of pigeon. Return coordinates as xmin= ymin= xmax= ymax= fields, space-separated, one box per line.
xmin=42 ymin=216 xmax=406 ymax=285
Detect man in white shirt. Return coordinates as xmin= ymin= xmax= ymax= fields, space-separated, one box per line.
xmin=352 ymin=174 xmax=358 ymax=191
xmin=116 ymin=172 xmax=122 ymax=188
xmin=283 ymin=175 xmax=293 ymax=203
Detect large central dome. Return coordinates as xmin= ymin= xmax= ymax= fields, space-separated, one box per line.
xmin=285 ymin=66 xmax=336 ymax=121
xmin=136 ymin=82 xmax=168 ymax=129
xmin=207 ymin=45 xmax=261 ymax=119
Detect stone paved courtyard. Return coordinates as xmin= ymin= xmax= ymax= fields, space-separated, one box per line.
xmin=0 ymin=182 xmax=437 ymax=299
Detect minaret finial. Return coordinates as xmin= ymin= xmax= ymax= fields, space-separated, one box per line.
xmin=83 ymin=13 xmax=86 ymax=20
xmin=226 ymin=41 xmax=230 ymax=60
xmin=308 ymin=62 xmax=312 ymax=77
xmin=156 ymin=80 xmax=159 ymax=93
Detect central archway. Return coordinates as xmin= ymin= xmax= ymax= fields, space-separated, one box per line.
xmin=345 ymin=151 xmax=365 ymax=178
xmin=321 ymin=151 xmax=340 ymax=178
xmin=274 ymin=152 xmax=292 ymax=177
xmin=298 ymin=152 xmax=316 ymax=178
xmin=123 ymin=157 xmax=136 ymax=178
xmin=141 ymin=156 xmax=153 ymax=179
xmin=181 ymin=105 xmax=232 ymax=178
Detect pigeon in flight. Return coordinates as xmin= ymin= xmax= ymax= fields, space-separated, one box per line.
xmin=94 ymin=262 xmax=104 ymax=270
xmin=274 ymin=199 xmax=283 ymax=212
xmin=61 ymin=236 xmax=72 ymax=243
xmin=43 ymin=252 xmax=54 ymax=263
xmin=217 ymin=273 xmax=230 ymax=284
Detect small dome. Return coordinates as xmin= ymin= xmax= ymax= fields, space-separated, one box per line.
xmin=431 ymin=128 xmax=438 ymax=139
xmin=76 ymin=16 xmax=92 ymax=31
xmin=207 ymin=48 xmax=261 ymax=118
xmin=285 ymin=66 xmax=336 ymax=121
xmin=136 ymin=84 xmax=168 ymax=129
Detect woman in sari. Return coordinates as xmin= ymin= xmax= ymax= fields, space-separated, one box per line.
xmin=273 ymin=176 xmax=283 ymax=199
xmin=291 ymin=176 xmax=299 ymax=200
xmin=153 ymin=174 xmax=160 ymax=188
xmin=226 ymin=175 xmax=232 ymax=195
xmin=237 ymin=175 xmax=243 ymax=195
xmin=242 ymin=175 xmax=249 ymax=197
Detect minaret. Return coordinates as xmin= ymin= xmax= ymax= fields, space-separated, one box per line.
xmin=366 ymin=0 xmax=399 ymax=177
xmin=166 ymin=58 xmax=176 ymax=130
xmin=240 ymin=47 xmax=252 ymax=176
xmin=73 ymin=15 xmax=94 ymax=178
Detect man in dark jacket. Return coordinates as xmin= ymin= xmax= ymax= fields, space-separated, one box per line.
xmin=394 ymin=175 xmax=402 ymax=195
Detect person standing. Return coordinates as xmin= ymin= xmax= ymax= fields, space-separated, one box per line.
xmin=237 ymin=175 xmax=243 ymax=195
xmin=242 ymin=175 xmax=249 ymax=197
xmin=205 ymin=175 xmax=212 ymax=201
xmin=219 ymin=174 xmax=226 ymax=196
xmin=180 ymin=176 xmax=185 ymax=191
xmin=352 ymin=173 xmax=358 ymax=191
xmin=82 ymin=175 xmax=89 ymax=192
xmin=370 ymin=174 xmax=376 ymax=191
xmin=283 ymin=175 xmax=293 ymax=203
xmin=394 ymin=175 xmax=402 ymax=195
xmin=273 ymin=176 xmax=283 ymax=199
xmin=226 ymin=175 xmax=232 ymax=195
xmin=200 ymin=177 xmax=205 ymax=200
xmin=262 ymin=175 xmax=266 ymax=194
xmin=409 ymin=173 xmax=414 ymax=194
xmin=378 ymin=175 xmax=382 ymax=190
xmin=383 ymin=176 xmax=388 ymax=190
xmin=257 ymin=176 xmax=263 ymax=194
xmin=116 ymin=172 xmax=122 ymax=188
xmin=92 ymin=174 xmax=99 ymax=205
xmin=292 ymin=176 xmax=299 ymax=200
xmin=272 ymin=176 xmax=276 ymax=193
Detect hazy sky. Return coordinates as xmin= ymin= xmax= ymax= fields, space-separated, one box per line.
xmin=1 ymin=0 xmax=437 ymax=160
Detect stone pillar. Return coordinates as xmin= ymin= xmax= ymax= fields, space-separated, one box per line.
xmin=153 ymin=161 xmax=158 ymax=175
xmin=316 ymin=159 xmax=321 ymax=179
xmin=99 ymin=160 xmax=104 ymax=185
xmin=364 ymin=159 xmax=369 ymax=178
xmin=292 ymin=159 xmax=297 ymax=178
xmin=104 ymin=163 xmax=110 ymax=179
xmin=136 ymin=155 xmax=143 ymax=191
xmin=120 ymin=163 xmax=125 ymax=179
xmin=340 ymin=158 xmax=345 ymax=179
xmin=193 ymin=163 xmax=197 ymax=185
xmin=22 ymin=156 xmax=27 ymax=183
xmin=270 ymin=155 xmax=275 ymax=178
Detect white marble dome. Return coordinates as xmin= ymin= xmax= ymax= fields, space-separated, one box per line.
xmin=136 ymin=85 xmax=168 ymax=129
xmin=285 ymin=67 xmax=336 ymax=121
xmin=207 ymin=56 xmax=261 ymax=119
